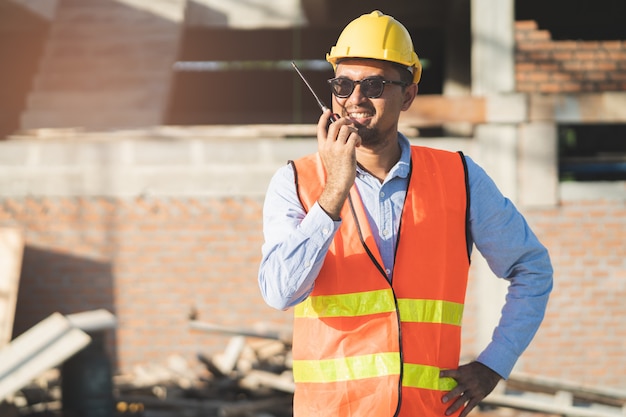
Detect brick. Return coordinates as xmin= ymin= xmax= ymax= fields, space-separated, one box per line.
xmin=551 ymin=51 xmax=574 ymax=61
xmin=527 ymin=30 xmax=551 ymax=41
xmin=550 ymin=72 xmax=574 ymax=82
xmin=514 ymin=20 xmax=538 ymax=30
xmin=528 ymin=72 xmax=550 ymax=82
xmin=560 ymin=40 xmax=582 ymax=50
xmin=608 ymin=50 xmax=626 ymax=60
xmin=573 ymin=50 xmax=601 ymax=61
xmin=515 ymin=63 xmax=537 ymax=72
xmin=538 ymin=63 xmax=560 ymax=71
xmin=600 ymin=40 xmax=623 ymax=50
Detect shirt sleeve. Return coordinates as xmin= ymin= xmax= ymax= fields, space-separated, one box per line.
xmin=258 ymin=163 xmax=341 ymax=310
xmin=465 ymin=156 xmax=554 ymax=378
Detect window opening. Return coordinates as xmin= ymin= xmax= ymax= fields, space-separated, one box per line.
xmin=559 ymin=124 xmax=626 ymax=181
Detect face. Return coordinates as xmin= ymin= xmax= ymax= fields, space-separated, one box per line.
xmin=332 ymin=59 xmax=417 ymax=147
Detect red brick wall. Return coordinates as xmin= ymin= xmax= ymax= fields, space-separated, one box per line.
xmin=1 ymin=197 xmax=290 ymax=373
xmin=520 ymin=200 xmax=626 ymax=386
xmin=515 ymin=20 xmax=626 ymax=93
xmin=2 ymin=196 xmax=625 ymax=387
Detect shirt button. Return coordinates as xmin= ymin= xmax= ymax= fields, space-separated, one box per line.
xmin=380 ymin=191 xmax=385 ymax=198
xmin=382 ymin=229 xmax=390 ymax=237
xmin=322 ymin=228 xmax=330 ymax=235
xmin=385 ymin=269 xmax=391 ymax=275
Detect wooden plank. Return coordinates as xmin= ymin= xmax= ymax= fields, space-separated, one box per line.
xmin=0 ymin=312 xmax=91 ymax=401
xmin=0 ymin=227 xmax=25 ymax=347
xmin=401 ymin=95 xmax=486 ymax=127
xmin=239 ymin=370 xmax=295 ymax=393
xmin=66 ymin=309 xmax=117 ymax=332
xmin=212 ymin=336 xmax=246 ymax=376
xmin=506 ymin=372 xmax=626 ymax=408
xmin=189 ymin=320 xmax=292 ymax=344
xmin=484 ymin=393 xmax=623 ymax=417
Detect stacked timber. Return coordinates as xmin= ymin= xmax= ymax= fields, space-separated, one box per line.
xmin=111 ymin=326 xmax=295 ymax=417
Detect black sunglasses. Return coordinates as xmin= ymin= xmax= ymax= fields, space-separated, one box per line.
xmin=328 ymin=76 xmax=409 ymax=99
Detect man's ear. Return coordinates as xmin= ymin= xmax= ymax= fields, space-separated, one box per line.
xmin=401 ymin=83 xmax=418 ymax=111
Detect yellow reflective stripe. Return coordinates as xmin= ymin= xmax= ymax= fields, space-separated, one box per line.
xmin=294 ymin=289 xmax=395 ymax=318
xmin=397 ymin=299 xmax=464 ymax=326
xmin=403 ymin=363 xmax=458 ymax=391
xmin=292 ymin=352 xmax=401 ymax=383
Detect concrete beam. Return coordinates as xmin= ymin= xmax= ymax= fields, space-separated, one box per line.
xmin=184 ymin=0 xmax=306 ymax=28
xmin=0 ymin=133 xmax=318 ymax=197
xmin=529 ymin=92 xmax=626 ymax=123
xmin=471 ymin=0 xmax=515 ymax=95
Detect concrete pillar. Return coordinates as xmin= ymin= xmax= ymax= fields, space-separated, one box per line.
xmin=471 ymin=0 xmax=515 ymax=95
xmin=470 ymin=251 xmax=510 ymax=358
xmin=474 ymin=124 xmax=518 ymax=202
xmin=470 ymin=0 xmax=517 ymax=355
xmin=518 ymin=123 xmax=559 ymax=207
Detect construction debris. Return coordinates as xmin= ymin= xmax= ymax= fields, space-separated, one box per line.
xmin=0 ymin=311 xmax=111 ymax=402
xmin=3 ymin=319 xmax=625 ymax=417
xmin=110 ymin=332 xmax=296 ymax=417
xmin=0 ymin=225 xmax=24 ymax=349
xmin=484 ymin=372 xmax=626 ymax=417
xmin=3 ymin=329 xmax=294 ymax=417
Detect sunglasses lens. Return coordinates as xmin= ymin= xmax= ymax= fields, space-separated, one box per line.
xmin=361 ymin=78 xmax=385 ymax=98
xmin=329 ymin=77 xmax=390 ymax=98
xmin=331 ymin=78 xmax=354 ymax=97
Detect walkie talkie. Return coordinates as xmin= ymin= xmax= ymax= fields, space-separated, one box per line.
xmin=291 ymin=61 xmax=340 ymax=123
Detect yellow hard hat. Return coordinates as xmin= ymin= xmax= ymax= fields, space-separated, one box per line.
xmin=326 ymin=10 xmax=422 ymax=84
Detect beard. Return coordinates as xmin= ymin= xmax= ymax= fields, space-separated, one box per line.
xmin=358 ymin=123 xmax=393 ymax=149
xmin=356 ymin=124 xmax=381 ymax=147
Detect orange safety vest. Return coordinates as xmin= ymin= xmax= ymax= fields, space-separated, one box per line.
xmin=290 ymin=146 xmax=470 ymax=417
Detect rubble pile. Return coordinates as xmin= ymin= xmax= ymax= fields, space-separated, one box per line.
xmin=2 ymin=329 xmax=295 ymax=417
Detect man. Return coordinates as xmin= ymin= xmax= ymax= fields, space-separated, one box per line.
xmin=258 ymin=10 xmax=553 ymax=417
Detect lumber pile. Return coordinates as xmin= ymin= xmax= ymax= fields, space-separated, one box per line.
xmin=5 ymin=318 xmax=625 ymax=417
xmin=86 ymin=320 xmax=295 ymax=417
xmin=3 ymin=328 xmax=294 ymax=417
xmin=113 ymin=331 xmax=294 ymax=417
xmin=483 ymin=372 xmax=626 ymax=417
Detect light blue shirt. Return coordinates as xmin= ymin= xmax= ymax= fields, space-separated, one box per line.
xmin=258 ymin=134 xmax=553 ymax=378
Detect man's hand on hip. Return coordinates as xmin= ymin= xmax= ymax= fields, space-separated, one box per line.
xmin=440 ymin=361 xmax=502 ymax=416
